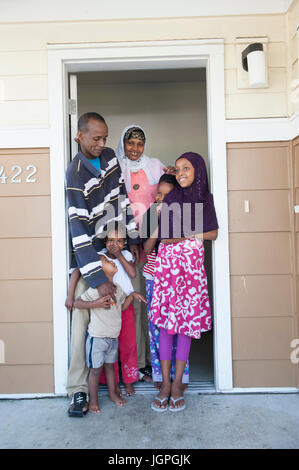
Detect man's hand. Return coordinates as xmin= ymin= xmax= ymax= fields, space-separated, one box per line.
xmin=97 ymin=281 xmax=116 ymax=303
xmin=65 ymin=296 xmax=74 ymax=310
xmin=129 ymin=244 xmax=139 ymax=263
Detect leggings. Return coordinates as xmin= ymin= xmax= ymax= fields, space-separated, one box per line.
xmin=159 ymin=327 xmax=192 ymax=362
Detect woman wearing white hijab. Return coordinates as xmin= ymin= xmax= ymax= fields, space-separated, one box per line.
xmin=116 ymin=125 xmax=166 ymax=230
xmin=115 ymin=125 xmax=168 ymax=382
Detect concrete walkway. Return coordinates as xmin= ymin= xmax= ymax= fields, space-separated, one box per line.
xmin=0 ymin=392 xmax=299 ymax=449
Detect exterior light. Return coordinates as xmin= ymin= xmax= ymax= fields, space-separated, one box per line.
xmin=242 ymin=42 xmax=267 ymax=88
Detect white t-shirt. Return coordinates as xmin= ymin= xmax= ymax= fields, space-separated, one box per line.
xmin=98 ymin=248 xmax=134 ymax=296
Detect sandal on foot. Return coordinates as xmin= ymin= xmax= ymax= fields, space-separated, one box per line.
xmin=151 ymin=396 xmax=169 ymax=412
xmin=68 ymin=392 xmax=88 ymax=417
xmin=169 ymin=396 xmax=185 ymax=412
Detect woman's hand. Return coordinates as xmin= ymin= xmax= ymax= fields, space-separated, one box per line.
xmin=132 ymin=292 xmax=147 ymax=304
xmin=156 ymin=202 xmax=162 ymax=217
xmin=163 ymin=166 xmax=176 ymax=176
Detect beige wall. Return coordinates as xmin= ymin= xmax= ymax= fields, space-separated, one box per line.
xmin=227 ymin=140 xmax=298 ymax=388
xmin=287 ymin=0 xmax=299 ymax=115
xmin=0 ymin=148 xmax=54 ymax=393
xmin=0 ymin=10 xmax=294 ymax=127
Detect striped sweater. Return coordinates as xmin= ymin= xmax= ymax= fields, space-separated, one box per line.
xmin=66 ymin=148 xmax=139 ymax=288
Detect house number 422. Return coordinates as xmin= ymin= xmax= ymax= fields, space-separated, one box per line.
xmin=0 ymin=165 xmax=37 ymax=183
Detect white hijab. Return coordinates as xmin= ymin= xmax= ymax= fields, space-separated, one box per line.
xmin=115 ymin=125 xmax=165 ymax=192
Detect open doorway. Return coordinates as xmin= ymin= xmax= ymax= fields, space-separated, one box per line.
xmin=48 ymin=39 xmax=232 ymax=394
xmin=72 ymin=67 xmax=214 ymax=387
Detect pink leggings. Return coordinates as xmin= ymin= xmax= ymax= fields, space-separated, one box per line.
xmin=159 ymin=328 xmax=192 ymax=362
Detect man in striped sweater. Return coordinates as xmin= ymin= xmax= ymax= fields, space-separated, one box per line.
xmin=65 ymin=112 xmax=139 ymax=417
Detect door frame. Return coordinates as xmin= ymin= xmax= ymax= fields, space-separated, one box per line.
xmin=47 ymin=39 xmax=233 ymax=394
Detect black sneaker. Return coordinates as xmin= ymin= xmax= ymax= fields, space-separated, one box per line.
xmin=68 ymin=392 xmax=88 ymax=417
xmin=144 ymin=365 xmax=152 ymax=377
xmin=139 ymin=367 xmax=152 ymax=382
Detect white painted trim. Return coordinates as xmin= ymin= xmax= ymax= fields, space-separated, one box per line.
xmin=1 ymin=387 xmax=297 ymax=400
xmin=0 ymin=112 xmax=298 ymax=150
xmin=0 ymin=393 xmax=67 ymax=400
xmin=206 ymin=47 xmax=233 ymax=392
xmin=47 ymin=39 xmax=225 ymax=51
xmin=225 ymin=112 xmax=299 ymax=142
xmin=48 ymin=47 xmax=70 ymax=395
xmin=0 ymin=0 xmax=292 ymax=23
xmin=47 ymin=39 xmax=233 ymax=394
xmin=0 ymin=126 xmax=49 ymax=149
xmin=221 ymin=388 xmax=299 ymax=394
xmin=290 ymin=110 xmax=299 ymax=139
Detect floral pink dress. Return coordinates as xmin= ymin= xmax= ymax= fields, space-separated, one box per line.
xmin=149 ymin=238 xmax=212 ymax=339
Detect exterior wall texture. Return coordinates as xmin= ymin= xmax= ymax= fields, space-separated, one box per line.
xmin=227 ymin=140 xmax=298 ymax=387
xmin=0 ymin=10 xmax=296 ymax=126
xmin=0 ymin=148 xmax=54 ymax=393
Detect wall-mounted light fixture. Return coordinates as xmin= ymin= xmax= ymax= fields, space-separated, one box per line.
xmin=242 ymin=42 xmax=267 ymax=88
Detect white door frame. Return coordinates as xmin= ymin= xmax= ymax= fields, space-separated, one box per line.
xmin=47 ymin=39 xmax=233 ymax=394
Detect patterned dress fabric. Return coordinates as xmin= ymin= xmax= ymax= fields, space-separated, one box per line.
xmin=149 ymin=238 xmax=212 ymax=339
xmin=146 ymin=279 xmax=189 ymax=383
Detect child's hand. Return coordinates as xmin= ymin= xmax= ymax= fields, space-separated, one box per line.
xmin=107 ymin=243 xmax=122 ymax=258
xmin=132 ymin=292 xmax=147 ymax=304
xmin=93 ymin=295 xmax=113 ymax=310
xmin=187 ymin=233 xmax=203 ymax=242
xmin=65 ymin=296 xmax=74 ymax=310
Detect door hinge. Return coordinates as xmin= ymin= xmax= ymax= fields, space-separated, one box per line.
xmin=67 ymin=99 xmax=77 ymax=115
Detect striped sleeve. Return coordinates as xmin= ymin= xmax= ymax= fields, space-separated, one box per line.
xmin=66 ymin=174 xmax=108 ymax=289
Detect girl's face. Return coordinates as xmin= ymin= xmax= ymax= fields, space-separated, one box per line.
xmin=175 ymin=158 xmax=195 ymax=188
xmin=105 ymin=230 xmax=125 ymax=252
xmin=124 ymin=138 xmax=145 ymax=161
xmin=155 ymin=182 xmax=174 ymax=203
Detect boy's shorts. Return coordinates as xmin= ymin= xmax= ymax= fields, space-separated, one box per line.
xmin=86 ymin=334 xmax=118 ymax=369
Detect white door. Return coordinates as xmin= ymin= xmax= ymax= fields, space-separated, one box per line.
xmin=68 ymin=74 xmax=78 ymax=160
